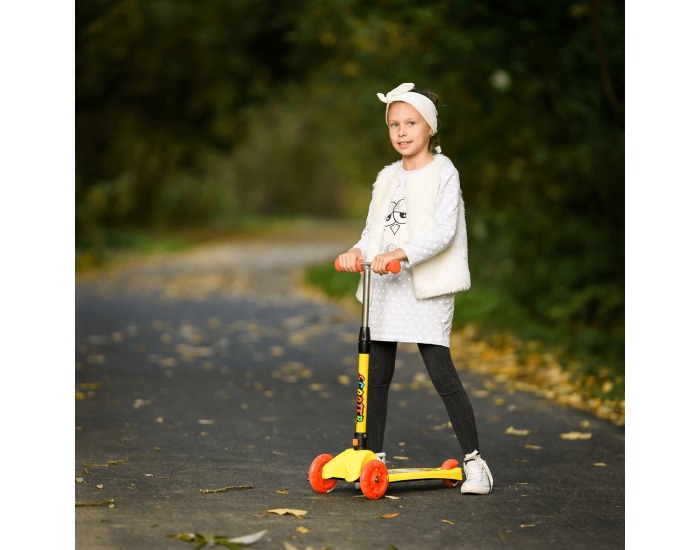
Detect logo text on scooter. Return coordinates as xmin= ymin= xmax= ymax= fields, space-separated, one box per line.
xmin=356 ymin=373 xmax=366 ymax=422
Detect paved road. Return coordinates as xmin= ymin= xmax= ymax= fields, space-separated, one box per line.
xmin=75 ymin=238 xmax=624 ymax=549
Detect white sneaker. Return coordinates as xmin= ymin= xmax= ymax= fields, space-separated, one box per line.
xmin=461 ymin=450 xmax=493 ymax=494
xmin=356 ymin=452 xmax=386 ymax=489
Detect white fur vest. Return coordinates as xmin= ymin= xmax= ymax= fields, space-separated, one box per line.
xmin=356 ymin=154 xmax=471 ymax=302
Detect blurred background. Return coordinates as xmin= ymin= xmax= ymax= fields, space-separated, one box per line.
xmin=75 ymin=0 xmax=624 ymax=410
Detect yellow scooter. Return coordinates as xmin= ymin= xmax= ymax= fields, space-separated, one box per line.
xmin=309 ymin=259 xmax=462 ymax=500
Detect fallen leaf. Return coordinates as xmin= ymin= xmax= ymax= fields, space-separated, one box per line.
xmin=75 ymin=499 xmax=114 ymax=507
xmin=392 ymin=456 xmax=410 ymax=460
xmin=75 ymin=477 xmax=84 ymax=483
xmin=169 ymin=530 xmax=267 ymax=547
xmin=83 ymin=458 xmax=127 ymax=467
xmin=200 ymin=485 xmax=254 ymax=494
xmin=380 ymin=513 xmax=400 ymax=519
xmin=198 ymin=419 xmax=215 ymax=425
xmin=266 ymin=508 xmax=307 ymax=520
xmin=594 ymin=462 xmax=607 ymax=467
xmin=520 ymin=524 xmax=536 ymax=528
xmin=228 ymin=529 xmax=268 ymax=544
xmin=296 ymin=526 xmax=309 ymax=534
xmin=559 ymin=431 xmax=592 ymax=440
xmin=524 ymin=444 xmax=542 ymax=450
xmin=283 ymin=542 xmax=299 ymax=550
xmin=441 ymin=519 xmax=455 ymax=525
xmin=384 ymin=495 xmax=401 ymax=500
xmin=506 ymin=426 xmax=533 ymax=436
xmin=96 ymin=484 xmax=104 ymax=489
xmin=276 ymin=489 xmax=289 ymax=494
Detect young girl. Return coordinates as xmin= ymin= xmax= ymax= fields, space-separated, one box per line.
xmin=336 ymin=82 xmax=493 ymax=494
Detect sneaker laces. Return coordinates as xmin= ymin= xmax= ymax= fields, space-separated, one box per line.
xmin=464 ymin=450 xmax=493 ymax=488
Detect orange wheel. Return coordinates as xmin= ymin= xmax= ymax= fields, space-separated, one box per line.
xmin=441 ymin=458 xmax=461 ymax=487
xmin=309 ymin=454 xmax=338 ymax=494
xmin=359 ymin=459 xmax=389 ymax=499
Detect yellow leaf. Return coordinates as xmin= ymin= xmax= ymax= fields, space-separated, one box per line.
xmin=524 ymin=444 xmax=541 ymax=450
xmin=296 ymin=526 xmax=309 ymax=534
xmin=559 ymin=431 xmax=592 ymax=440
xmin=594 ymin=462 xmax=607 ymax=467
xmin=266 ymin=508 xmax=307 ymax=520
xmin=506 ymin=426 xmax=533 ymax=436
xmin=520 ymin=524 xmax=536 ymax=528
xmin=441 ymin=519 xmax=455 ymax=525
xmin=381 ymin=513 xmax=400 ymax=519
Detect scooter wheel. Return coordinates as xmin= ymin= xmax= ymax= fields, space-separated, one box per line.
xmin=309 ymin=454 xmax=338 ymax=494
xmin=441 ymin=458 xmax=461 ymax=487
xmin=359 ymin=459 xmax=389 ymax=500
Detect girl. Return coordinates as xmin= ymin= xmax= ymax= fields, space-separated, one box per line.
xmin=336 ymin=82 xmax=493 ymax=495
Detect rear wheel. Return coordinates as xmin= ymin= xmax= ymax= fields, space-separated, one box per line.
xmin=309 ymin=454 xmax=337 ymax=494
xmin=441 ymin=458 xmax=461 ymax=487
xmin=359 ymin=459 xmax=389 ymax=499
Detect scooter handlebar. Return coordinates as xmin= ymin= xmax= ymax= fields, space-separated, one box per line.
xmin=334 ymin=257 xmax=401 ymax=274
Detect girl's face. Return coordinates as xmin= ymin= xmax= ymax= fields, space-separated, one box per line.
xmin=387 ymin=101 xmax=433 ymax=162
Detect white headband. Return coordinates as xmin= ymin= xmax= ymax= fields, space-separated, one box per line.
xmin=377 ymin=82 xmax=438 ymax=133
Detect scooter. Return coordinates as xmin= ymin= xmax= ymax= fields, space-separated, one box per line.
xmin=309 ymin=259 xmax=463 ymax=500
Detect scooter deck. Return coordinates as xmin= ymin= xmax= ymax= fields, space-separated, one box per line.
xmin=387 ymin=466 xmax=462 ymax=483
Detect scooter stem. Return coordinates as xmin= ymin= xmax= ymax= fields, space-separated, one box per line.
xmin=354 ymin=262 xmax=372 ymax=450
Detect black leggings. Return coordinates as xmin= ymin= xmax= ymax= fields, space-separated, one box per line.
xmin=366 ymin=340 xmax=479 ymax=456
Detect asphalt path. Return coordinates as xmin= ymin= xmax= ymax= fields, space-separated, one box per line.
xmin=75 ymin=238 xmax=624 ymax=549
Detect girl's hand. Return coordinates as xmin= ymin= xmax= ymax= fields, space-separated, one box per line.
xmin=337 ymin=248 xmax=364 ymax=273
xmin=371 ymin=249 xmax=407 ymax=275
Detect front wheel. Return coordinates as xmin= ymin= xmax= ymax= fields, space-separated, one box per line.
xmin=359 ymin=459 xmax=389 ymax=499
xmin=309 ymin=454 xmax=338 ymax=494
xmin=441 ymin=458 xmax=461 ymax=487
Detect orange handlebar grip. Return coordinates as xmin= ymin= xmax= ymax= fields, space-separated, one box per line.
xmin=334 ymin=258 xmax=402 ymax=273
xmin=387 ymin=260 xmax=401 ymax=274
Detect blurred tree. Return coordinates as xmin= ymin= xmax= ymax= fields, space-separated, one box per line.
xmin=76 ymin=0 xmax=303 ymax=229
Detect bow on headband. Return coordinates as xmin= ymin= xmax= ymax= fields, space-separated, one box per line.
xmin=376 ymin=82 xmax=438 ymax=134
